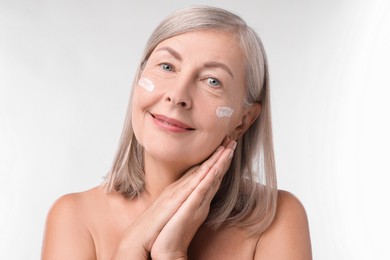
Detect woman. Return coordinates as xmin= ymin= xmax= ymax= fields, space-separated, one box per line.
xmin=42 ymin=6 xmax=311 ymax=259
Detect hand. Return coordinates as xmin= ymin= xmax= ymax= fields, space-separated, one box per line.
xmin=112 ymin=140 xmax=237 ymax=260
xmin=150 ymin=139 xmax=237 ymax=259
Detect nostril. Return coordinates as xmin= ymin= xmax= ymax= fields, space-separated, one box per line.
xmin=166 ymin=95 xmax=188 ymax=108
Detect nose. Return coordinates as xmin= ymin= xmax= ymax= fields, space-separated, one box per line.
xmin=164 ymin=76 xmax=192 ymax=109
xmin=166 ymin=96 xmax=189 ymax=107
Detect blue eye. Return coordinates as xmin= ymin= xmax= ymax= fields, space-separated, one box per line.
xmin=160 ymin=63 xmax=173 ymax=71
xmin=207 ymin=77 xmax=221 ymax=87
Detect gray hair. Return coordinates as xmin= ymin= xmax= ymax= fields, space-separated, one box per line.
xmin=103 ymin=5 xmax=277 ymax=236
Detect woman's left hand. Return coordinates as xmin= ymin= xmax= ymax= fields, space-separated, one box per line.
xmin=150 ymin=139 xmax=237 ymax=259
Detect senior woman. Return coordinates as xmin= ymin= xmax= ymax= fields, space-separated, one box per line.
xmin=42 ymin=6 xmax=311 ymax=259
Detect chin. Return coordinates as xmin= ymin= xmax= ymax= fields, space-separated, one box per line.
xmin=145 ymin=145 xmax=205 ymax=168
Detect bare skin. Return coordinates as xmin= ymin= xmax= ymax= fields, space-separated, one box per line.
xmin=41 ymin=30 xmax=312 ymax=259
xmin=41 ymin=142 xmax=311 ymax=260
xmin=41 ymin=182 xmax=311 ymax=259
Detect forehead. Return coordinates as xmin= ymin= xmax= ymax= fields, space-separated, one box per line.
xmin=151 ymin=30 xmax=245 ymax=69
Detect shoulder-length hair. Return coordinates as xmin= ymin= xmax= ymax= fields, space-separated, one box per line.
xmin=103 ymin=5 xmax=277 ymax=236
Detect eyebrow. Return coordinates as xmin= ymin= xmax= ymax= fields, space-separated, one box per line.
xmin=204 ymin=62 xmax=234 ymax=79
xmin=155 ymin=46 xmax=182 ymax=61
xmin=155 ymin=46 xmax=235 ymax=79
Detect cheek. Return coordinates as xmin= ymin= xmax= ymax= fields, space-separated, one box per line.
xmin=195 ymin=93 xmax=237 ymax=134
xmin=197 ymin=90 xmax=234 ymax=118
xmin=198 ymin=105 xmax=235 ymax=139
xmin=132 ymin=77 xmax=160 ymax=108
xmin=216 ymin=106 xmax=234 ymax=118
xmin=138 ymin=77 xmax=155 ymax=92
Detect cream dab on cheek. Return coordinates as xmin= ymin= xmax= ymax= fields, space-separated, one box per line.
xmin=216 ymin=107 xmax=234 ymax=118
xmin=138 ymin=77 xmax=155 ymax=92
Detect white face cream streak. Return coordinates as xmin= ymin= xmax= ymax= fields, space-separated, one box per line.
xmin=138 ymin=77 xmax=155 ymax=92
xmin=216 ymin=106 xmax=234 ymax=118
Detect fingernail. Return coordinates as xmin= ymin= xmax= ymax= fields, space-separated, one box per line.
xmin=232 ymin=141 xmax=237 ymax=150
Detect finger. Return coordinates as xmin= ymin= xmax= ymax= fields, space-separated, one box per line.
xmin=197 ymin=145 xmax=225 ymax=171
xmin=152 ymin=141 xmax=237 ymax=245
xmin=178 ymin=140 xmax=237 ymax=214
xmin=139 ymin=144 xmax=228 ymax=241
xmin=213 ymin=140 xmax=237 ymax=178
xmin=147 ymin=143 xmax=232 ymax=231
xmin=200 ymin=139 xmax=236 ymax=183
xmin=124 ymin=142 xmax=235 ymax=252
xmin=198 ymin=140 xmax=237 ymax=200
xmin=171 ymin=166 xmax=221 ymax=226
xmin=153 ymin=144 xmax=226 ymax=211
xmin=172 ymin=145 xmax=225 ymax=189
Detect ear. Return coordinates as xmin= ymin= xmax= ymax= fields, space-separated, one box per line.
xmin=230 ymin=103 xmax=261 ymax=140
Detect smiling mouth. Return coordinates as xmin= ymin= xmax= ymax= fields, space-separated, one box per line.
xmin=150 ymin=113 xmax=195 ymax=131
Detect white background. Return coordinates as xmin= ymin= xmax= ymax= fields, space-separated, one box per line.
xmin=1 ymin=0 xmax=389 ymax=259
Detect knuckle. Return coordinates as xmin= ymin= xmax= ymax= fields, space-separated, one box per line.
xmin=211 ymin=165 xmax=221 ymax=176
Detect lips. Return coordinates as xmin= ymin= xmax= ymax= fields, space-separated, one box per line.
xmin=150 ymin=113 xmax=195 ymax=131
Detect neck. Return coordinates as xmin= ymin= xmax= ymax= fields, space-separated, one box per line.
xmin=141 ymin=153 xmax=189 ymax=202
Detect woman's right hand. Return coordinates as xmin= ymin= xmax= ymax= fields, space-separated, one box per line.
xmin=112 ymin=140 xmax=237 ymax=260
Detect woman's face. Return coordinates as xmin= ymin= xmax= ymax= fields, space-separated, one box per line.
xmin=132 ymin=30 xmax=248 ymax=169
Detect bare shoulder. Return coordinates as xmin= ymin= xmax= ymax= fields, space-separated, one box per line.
xmin=45 ymin=187 xmax=102 ymax=223
xmin=48 ymin=189 xmax=89 ymax=213
xmin=41 ymin=187 xmax=102 ymax=260
xmin=48 ymin=186 xmax=103 ymax=210
xmin=254 ymin=190 xmax=312 ymax=260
